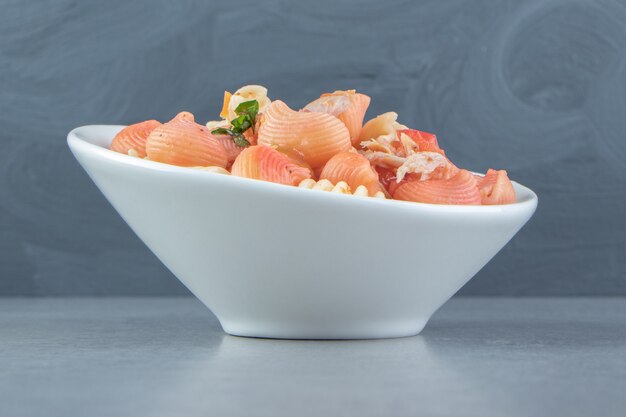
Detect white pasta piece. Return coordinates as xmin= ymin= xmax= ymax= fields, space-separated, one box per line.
xmin=297 ymin=179 xmax=384 ymax=198
xmin=207 ymin=85 xmax=272 ymax=129
xmin=191 ymin=166 xmax=231 ymax=175
xmin=298 ymin=178 xmax=317 ymax=189
xmin=331 ymin=181 xmax=351 ymax=194
xmin=312 ymin=179 xmax=334 ymax=191
xmin=353 ymin=185 xmax=369 ymax=197
xmin=358 ymin=112 xmax=407 ymax=149
xmin=227 ymin=85 xmax=272 ymax=120
xmin=127 ymin=149 xmax=139 ymax=157
xmin=206 ymin=119 xmax=229 ymax=131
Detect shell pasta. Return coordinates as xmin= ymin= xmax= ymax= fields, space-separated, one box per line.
xmin=109 ymin=85 xmax=517 ymax=205
xmin=257 ymin=100 xmax=351 ymax=170
xmin=145 ymin=112 xmax=228 ymax=168
xmin=110 ymin=120 xmax=161 ymax=158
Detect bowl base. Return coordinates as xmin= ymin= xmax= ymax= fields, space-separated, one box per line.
xmin=220 ymin=319 xmax=428 ymax=340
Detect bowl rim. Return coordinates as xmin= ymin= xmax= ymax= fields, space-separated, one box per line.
xmin=68 ymin=124 xmax=538 ymax=214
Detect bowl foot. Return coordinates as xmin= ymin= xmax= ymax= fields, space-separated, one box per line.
xmin=220 ymin=319 xmax=429 ymax=340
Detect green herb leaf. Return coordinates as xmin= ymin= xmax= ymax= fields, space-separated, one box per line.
xmin=232 ymin=135 xmax=251 ymax=147
xmin=211 ymin=127 xmax=234 ymax=136
xmin=230 ymin=114 xmax=252 ymax=132
xmin=235 ymin=100 xmax=259 ymax=118
xmin=214 ymin=99 xmax=258 ymax=148
xmin=234 ymin=100 xmax=258 ymax=134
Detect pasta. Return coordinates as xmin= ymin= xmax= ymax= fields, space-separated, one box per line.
xmin=257 ymin=100 xmax=352 ymax=170
xmin=231 ymin=145 xmax=312 ymax=186
xmin=108 ymin=85 xmax=517 ymax=206
xmin=299 ymin=179 xmax=386 ymax=198
xmin=394 ymin=170 xmax=482 ymax=205
xmin=145 ymin=112 xmax=229 ymax=168
xmin=305 ymin=90 xmax=371 ymax=145
xmin=359 ymin=112 xmax=407 ymax=152
xmin=216 ymin=134 xmax=244 ymax=164
xmin=476 ymin=169 xmax=516 ymax=205
xmin=220 ymin=91 xmax=232 ymax=119
xmin=319 ymin=151 xmax=384 ymax=196
xmin=225 ymin=85 xmax=271 ymax=121
xmin=110 ymin=120 xmax=161 ymax=158
xmin=206 ymin=85 xmax=270 ymax=146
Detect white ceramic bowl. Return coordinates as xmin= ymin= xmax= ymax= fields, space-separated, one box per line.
xmin=68 ymin=125 xmax=537 ymax=339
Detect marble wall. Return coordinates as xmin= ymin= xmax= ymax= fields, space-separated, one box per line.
xmin=1 ymin=0 xmax=624 ymax=295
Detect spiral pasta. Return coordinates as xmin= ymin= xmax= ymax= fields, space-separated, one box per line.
xmin=298 ymin=178 xmax=385 ymax=198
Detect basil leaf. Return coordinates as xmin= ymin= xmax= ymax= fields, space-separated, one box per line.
xmin=211 ymin=127 xmax=234 ymax=136
xmin=235 ymin=100 xmax=259 ymax=117
xmin=233 ymin=135 xmax=251 ymax=147
xmin=234 ymin=100 xmax=258 ymax=133
xmin=213 ymin=99 xmax=257 ymax=148
xmin=230 ymin=114 xmax=251 ymax=132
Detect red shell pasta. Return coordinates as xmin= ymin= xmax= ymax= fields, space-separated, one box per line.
xmin=145 ymin=112 xmax=229 ymax=168
xmin=107 ymin=85 xmax=517 ymax=206
xmin=320 ymin=151 xmax=384 ymax=196
xmin=477 ymin=169 xmax=516 ymax=205
xmin=257 ymin=100 xmax=351 ymax=170
xmin=109 ymin=120 xmax=161 ymax=158
xmin=305 ymin=90 xmax=371 ymax=145
xmin=231 ymin=145 xmax=312 ymax=186
xmin=393 ymin=169 xmax=482 ymax=205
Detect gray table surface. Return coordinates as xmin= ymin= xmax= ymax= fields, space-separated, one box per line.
xmin=1 ymin=297 xmax=625 ymax=417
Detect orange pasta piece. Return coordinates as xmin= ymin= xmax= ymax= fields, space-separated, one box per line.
xmin=257 ymin=100 xmax=351 ymax=170
xmin=109 ymin=120 xmax=161 ymax=158
xmin=215 ymin=136 xmax=244 ymax=165
xmin=319 ymin=151 xmax=384 ymax=196
xmin=145 ymin=112 xmax=229 ymax=167
xmin=305 ymin=90 xmax=371 ymax=145
xmin=231 ymin=145 xmax=312 ymax=186
xmin=476 ymin=169 xmax=516 ymax=205
xmin=393 ymin=169 xmax=481 ymax=205
xmin=220 ymin=91 xmax=232 ymax=119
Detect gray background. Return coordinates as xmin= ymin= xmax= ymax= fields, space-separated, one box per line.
xmin=1 ymin=0 xmax=625 ymax=296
